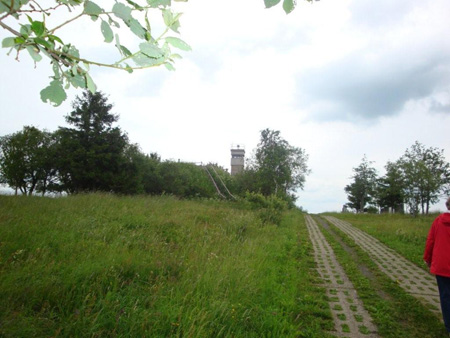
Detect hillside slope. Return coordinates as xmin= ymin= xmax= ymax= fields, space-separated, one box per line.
xmin=0 ymin=194 xmax=329 ymax=337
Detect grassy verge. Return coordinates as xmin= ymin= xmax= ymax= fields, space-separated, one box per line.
xmin=315 ymin=216 xmax=445 ymax=337
xmin=325 ymin=213 xmax=437 ymax=267
xmin=0 ymin=194 xmax=331 ymax=337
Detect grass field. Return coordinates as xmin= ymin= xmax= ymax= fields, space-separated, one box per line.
xmin=328 ymin=212 xmax=436 ymax=266
xmin=0 ymin=194 xmax=331 ymax=337
xmin=1 ymin=195 xmax=446 ymax=337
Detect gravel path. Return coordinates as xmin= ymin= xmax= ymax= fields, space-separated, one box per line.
xmin=323 ymin=216 xmax=440 ymax=316
xmin=305 ymin=215 xmax=378 ymax=337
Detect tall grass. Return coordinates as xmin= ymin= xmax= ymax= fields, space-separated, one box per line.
xmin=0 ymin=194 xmax=330 ymax=337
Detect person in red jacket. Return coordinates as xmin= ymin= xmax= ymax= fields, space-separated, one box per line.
xmin=424 ymin=197 xmax=450 ymax=334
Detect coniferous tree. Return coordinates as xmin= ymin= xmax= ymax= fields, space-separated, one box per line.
xmin=345 ymin=155 xmax=378 ymax=213
xmin=56 ymin=91 xmax=128 ymax=193
xmin=376 ymin=161 xmax=405 ymax=213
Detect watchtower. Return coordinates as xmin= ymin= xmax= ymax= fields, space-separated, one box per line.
xmin=230 ymin=144 xmax=245 ymax=175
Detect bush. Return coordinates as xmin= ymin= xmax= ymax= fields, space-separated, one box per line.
xmin=243 ymin=192 xmax=287 ymax=225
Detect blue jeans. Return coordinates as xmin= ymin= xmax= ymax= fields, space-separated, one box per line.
xmin=436 ymin=275 xmax=450 ymax=332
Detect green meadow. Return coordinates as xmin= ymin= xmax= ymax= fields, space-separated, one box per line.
xmin=0 ymin=194 xmax=330 ymax=337
xmin=0 ymin=195 xmax=445 ymax=337
xmin=331 ymin=212 xmax=436 ymax=266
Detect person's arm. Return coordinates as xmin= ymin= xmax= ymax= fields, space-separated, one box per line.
xmin=424 ymin=218 xmax=438 ymax=268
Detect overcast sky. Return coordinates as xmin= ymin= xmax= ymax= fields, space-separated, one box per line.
xmin=1 ymin=0 xmax=449 ymax=213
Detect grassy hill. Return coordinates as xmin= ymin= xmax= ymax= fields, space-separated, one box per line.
xmin=0 ymin=194 xmax=330 ymax=337
xmin=1 ymin=195 xmax=444 ymax=337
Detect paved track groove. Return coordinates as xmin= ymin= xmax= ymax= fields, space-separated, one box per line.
xmin=305 ymin=215 xmax=378 ymax=337
xmin=323 ymin=216 xmax=440 ymax=316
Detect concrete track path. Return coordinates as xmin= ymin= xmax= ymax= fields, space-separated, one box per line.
xmin=305 ymin=215 xmax=378 ymax=337
xmin=323 ymin=216 xmax=440 ymax=316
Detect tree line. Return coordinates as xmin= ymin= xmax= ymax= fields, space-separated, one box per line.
xmin=0 ymin=91 xmax=309 ymax=210
xmin=345 ymin=147 xmax=450 ymax=215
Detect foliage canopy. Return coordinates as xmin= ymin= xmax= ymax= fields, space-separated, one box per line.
xmin=345 ymin=143 xmax=450 ymax=215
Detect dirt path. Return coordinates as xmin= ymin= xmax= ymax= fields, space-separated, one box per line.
xmin=323 ymin=216 xmax=440 ymax=316
xmin=305 ymin=215 xmax=378 ymax=337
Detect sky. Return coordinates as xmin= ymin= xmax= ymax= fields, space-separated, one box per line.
xmin=1 ymin=0 xmax=450 ymax=213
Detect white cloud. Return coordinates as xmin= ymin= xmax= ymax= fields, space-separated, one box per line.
xmin=1 ymin=0 xmax=449 ymax=213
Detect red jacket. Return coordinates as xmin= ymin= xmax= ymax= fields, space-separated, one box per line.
xmin=424 ymin=212 xmax=450 ymax=277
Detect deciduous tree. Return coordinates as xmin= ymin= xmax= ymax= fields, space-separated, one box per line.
xmin=250 ymin=128 xmax=310 ymax=203
xmin=0 ymin=126 xmax=55 ymax=195
xmin=398 ymin=141 xmax=450 ymax=215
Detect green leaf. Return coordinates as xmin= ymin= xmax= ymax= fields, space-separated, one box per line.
xmin=68 ymin=73 xmax=86 ymax=88
xmin=170 ymin=20 xmax=180 ymax=33
xmin=20 ymin=24 xmax=31 ymax=38
xmin=114 ymin=34 xmax=132 ymax=58
xmin=14 ymin=37 xmax=26 ymax=44
xmin=120 ymin=45 xmax=132 ymax=57
xmin=126 ymin=0 xmax=144 ymax=10
xmin=115 ymin=33 xmax=126 ymax=57
xmin=31 ymin=21 xmax=45 ymax=37
xmin=48 ymin=35 xmax=63 ymax=44
xmin=109 ymin=17 xmax=120 ymax=28
xmin=144 ymin=12 xmax=151 ymax=32
xmin=124 ymin=63 xmax=133 ymax=73
xmin=40 ymin=80 xmax=67 ymax=106
xmin=0 ymin=2 xmax=9 ymax=14
xmin=2 ymin=37 xmax=16 ymax=48
xmin=26 ymin=46 xmax=42 ymax=62
xmin=283 ymin=0 xmax=296 ymax=14
xmin=147 ymin=0 xmax=171 ymax=8
xmin=112 ymin=2 xmax=132 ymax=21
xmin=264 ymin=0 xmax=281 ymax=8
xmin=162 ymin=9 xmax=173 ymax=27
xmin=101 ymin=20 xmax=114 ymax=43
xmin=52 ymin=63 xmax=60 ymax=78
xmin=161 ymin=10 xmax=181 ymax=32
xmin=36 ymin=45 xmax=51 ymax=58
xmin=84 ymin=0 xmax=103 ymax=16
xmin=127 ymin=18 xmax=146 ymax=39
xmin=165 ymin=62 xmax=175 ymax=71
xmin=67 ymin=45 xmax=80 ymax=59
xmin=132 ymin=53 xmax=161 ymax=67
xmin=85 ymin=73 xmax=97 ymax=93
xmin=34 ymin=37 xmax=53 ymax=49
xmin=165 ymin=36 xmax=191 ymax=51
xmin=139 ymin=42 xmax=163 ymax=58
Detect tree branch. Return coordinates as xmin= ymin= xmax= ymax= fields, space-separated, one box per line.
xmin=53 ymin=49 xmax=165 ymax=71
xmin=48 ymin=12 xmax=84 ymax=34
xmin=0 ymin=20 xmax=20 ymax=36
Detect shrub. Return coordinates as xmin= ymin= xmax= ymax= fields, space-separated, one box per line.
xmin=243 ymin=192 xmax=287 ymax=225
